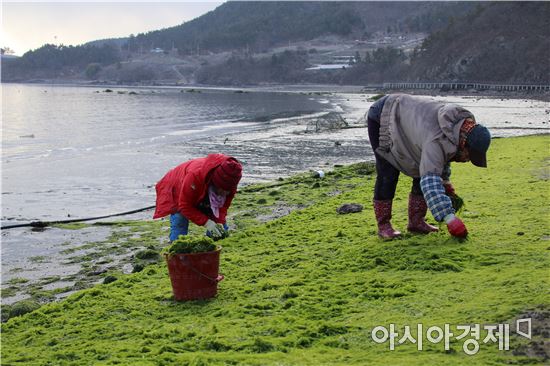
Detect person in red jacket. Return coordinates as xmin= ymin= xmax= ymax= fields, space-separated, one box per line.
xmin=153 ymin=154 xmax=243 ymax=241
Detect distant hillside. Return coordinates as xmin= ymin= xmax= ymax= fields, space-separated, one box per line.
xmin=406 ymin=2 xmax=550 ymax=83
xmin=1 ymin=43 xmax=120 ymax=82
xmin=2 ymin=1 xmax=548 ymax=86
xmin=85 ymin=37 xmax=128 ymax=49
xmin=129 ymin=1 xmax=475 ymax=54
xmin=325 ymin=2 xmax=550 ymax=84
xmin=2 ymin=1 xmax=474 ymax=77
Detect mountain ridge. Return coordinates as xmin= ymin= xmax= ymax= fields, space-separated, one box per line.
xmin=2 ymin=2 xmax=548 ymax=86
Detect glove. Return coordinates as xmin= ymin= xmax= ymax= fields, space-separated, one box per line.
xmin=443 ymin=182 xmax=456 ymax=196
xmin=205 ymin=219 xmax=224 ymax=238
xmin=445 ymin=214 xmax=468 ymax=238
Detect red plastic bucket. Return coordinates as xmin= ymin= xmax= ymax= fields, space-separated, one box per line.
xmin=165 ymin=247 xmax=224 ymax=301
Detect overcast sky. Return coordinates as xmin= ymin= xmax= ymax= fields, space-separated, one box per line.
xmin=1 ymin=2 xmax=223 ymax=56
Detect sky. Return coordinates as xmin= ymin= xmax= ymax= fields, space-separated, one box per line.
xmin=1 ymin=1 xmax=223 ymax=56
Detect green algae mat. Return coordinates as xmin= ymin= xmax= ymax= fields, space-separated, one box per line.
xmin=2 ymin=135 xmax=549 ymax=365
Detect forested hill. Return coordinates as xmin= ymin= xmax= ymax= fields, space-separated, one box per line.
xmin=405 ymin=1 xmax=550 ymax=83
xmin=2 ymin=1 xmax=549 ymax=85
xmin=125 ymin=1 xmax=475 ymax=54
xmin=331 ymin=1 xmax=550 ymax=84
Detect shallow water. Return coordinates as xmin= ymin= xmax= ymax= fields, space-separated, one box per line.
xmin=2 ymin=84 xmax=331 ymax=224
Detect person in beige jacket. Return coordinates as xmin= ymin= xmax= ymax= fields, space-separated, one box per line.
xmin=366 ymin=94 xmax=491 ymax=239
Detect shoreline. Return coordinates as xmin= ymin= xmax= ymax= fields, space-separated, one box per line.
xmin=2 ymin=87 xmax=548 ymax=307
xmin=3 ymin=79 xmax=550 ymax=101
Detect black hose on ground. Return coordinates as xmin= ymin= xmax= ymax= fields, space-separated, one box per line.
xmin=1 ymin=205 xmax=156 ymax=230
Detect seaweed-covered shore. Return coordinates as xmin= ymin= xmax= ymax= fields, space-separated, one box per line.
xmin=2 ymin=135 xmax=549 ymax=365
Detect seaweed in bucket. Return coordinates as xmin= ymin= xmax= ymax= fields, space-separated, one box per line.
xmin=165 ymin=236 xmax=217 ymax=255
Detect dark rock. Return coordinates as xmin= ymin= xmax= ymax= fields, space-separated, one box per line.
xmin=337 ymin=203 xmax=363 ymax=214
xmin=103 ymin=275 xmax=117 ymax=284
xmin=88 ymin=268 xmax=108 ymax=276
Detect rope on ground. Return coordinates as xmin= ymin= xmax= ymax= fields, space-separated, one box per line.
xmin=1 ymin=205 xmax=156 ymax=230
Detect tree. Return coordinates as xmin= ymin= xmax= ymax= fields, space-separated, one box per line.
xmin=1 ymin=46 xmax=15 ymax=55
xmin=85 ymin=63 xmax=101 ymax=79
xmin=364 ymin=51 xmax=372 ymax=65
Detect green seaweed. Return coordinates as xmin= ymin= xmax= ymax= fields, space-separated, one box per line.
xmin=7 ymin=277 xmax=29 ymax=285
xmin=5 ymin=300 xmax=40 ymax=320
xmin=1 ymin=287 xmax=18 ymax=298
xmin=54 ymin=222 xmax=91 ymax=230
xmin=165 ymin=236 xmax=217 ymax=255
xmin=135 ymin=249 xmax=160 ymax=260
xmin=1 ymin=136 xmax=549 ymax=365
xmin=369 ymin=93 xmax=386 ymax=101
xmin=28 ymin=255 xmax=48 ymax=263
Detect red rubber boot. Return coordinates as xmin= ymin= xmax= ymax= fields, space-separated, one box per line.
xmin=373 ymin=200 xmax=401 ymax=239
xmin=407 ymin=194 xmax=439 ymax=234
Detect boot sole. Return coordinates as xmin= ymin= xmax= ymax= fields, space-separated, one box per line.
xmin=407 ymin=228 xmax=439 ymax=234
xmin=378 ymin=233 xmax=402 ymax=240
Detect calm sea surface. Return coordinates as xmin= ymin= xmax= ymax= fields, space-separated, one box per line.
xmin=2 ymin=84 xmax=335 ymax=224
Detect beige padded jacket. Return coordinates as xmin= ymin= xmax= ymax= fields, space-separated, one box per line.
xmin=376 ymin=94 xmax=475 ymax=178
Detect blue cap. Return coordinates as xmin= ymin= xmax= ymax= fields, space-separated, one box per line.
xmin=466 ymin=124 xmax=491 ymax=167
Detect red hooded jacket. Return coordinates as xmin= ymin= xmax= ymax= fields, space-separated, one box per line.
xmin=153 ymin=154 xmax=237 ymax=225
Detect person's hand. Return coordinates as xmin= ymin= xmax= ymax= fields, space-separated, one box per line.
xmin=205 ymin=219 xmax=224 ymax=238
xmin=443 ymin=182 xmax=456 ymax=196
xmin=445 ymin=214 xmax=468 ymax=238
